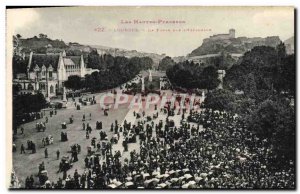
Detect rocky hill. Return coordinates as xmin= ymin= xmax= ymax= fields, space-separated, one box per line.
xmin=284 ymin=36 xmax=294 ymax=54
xmin=188 ymin=36 xmax=281 ymax=57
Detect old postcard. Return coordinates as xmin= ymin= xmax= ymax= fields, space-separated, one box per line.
xmin=6 ymin=6 xmax=295 ymax=189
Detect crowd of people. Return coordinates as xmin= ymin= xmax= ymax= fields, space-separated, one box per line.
xmin=19 ymin=101 xmax=294 ymax=189
xmin=19 ymin=140 xmax=37 ymax=154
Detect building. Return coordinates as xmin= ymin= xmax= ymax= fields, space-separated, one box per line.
xmin=217 ymin=69 xmax=226 ymax=89
xmin=203 ymin=29 xmax=235 ymax=43
xmin=13 ymin=51 xmax=99 ymax=98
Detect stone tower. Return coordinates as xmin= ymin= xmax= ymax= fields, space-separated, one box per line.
xmin=229 ymin=29 xmax=235 ymax=38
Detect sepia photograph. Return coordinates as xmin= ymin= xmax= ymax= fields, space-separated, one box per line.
xmin=6 ymin=6 xmax=295 ymax=190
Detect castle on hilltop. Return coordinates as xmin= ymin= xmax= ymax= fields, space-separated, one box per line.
xmin=203 ymin=29 xmax=235 ymax=42
xmin=188 ymin=28 xmax=281 ymax=62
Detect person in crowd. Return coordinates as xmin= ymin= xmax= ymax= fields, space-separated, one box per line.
xmin=44 ymin=148 xmax=48 ymax=158
xmin=56 ymin=150 xmax=60 ymax=160
xmin=20 ymin=144 xmax=25 ymax=154
xmin=18 ymin=104 xmax=295 ymax=189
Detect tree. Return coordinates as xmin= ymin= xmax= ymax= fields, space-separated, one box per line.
xmin=273 ymin=54 xmax=295 ymax=96
xmin=13 ymin=92 xmax=47 ymax=127
xmin=244 ymin=73 xmax=257 ymax=98
xmin=276 ymin=42 xmax=286 ymax=62
xmin=87 ymin=49 xmax=101 ymax=69
xmin=35 ymin=47 xmax=47 ymax=54
xmin=167 ymin=61 xmax=220 ymax=90
xmin=281 ymin=54 xmax=295 ymax=96
xmin=203 ymin=89 xmax=236 ymax=111
xmin=159 ymin=56 xmax=175 ymax=71
xmin=246 ymin=98 xmax=295 ymax=160
xmin=224 ymin=64 xmax=247 ymax=91
xmin=16 ymin=34 xmax=22 ymax=39
xmin=39 ymin=33 xmax=48 ymax=39
xmin=148 ymin=84 xmax=154 ymax=91
xmin=224 ymin=45 xmax=295 ymax=99
xmin=200 ymin=65 xmax=220 ymax=91
xmin=140 ymin=57 xmax=153 ymax=70
xmin=13 ymin=55 xmax=28 ymax=77
xmin=64 ymin=75 xmax=82 ymax=91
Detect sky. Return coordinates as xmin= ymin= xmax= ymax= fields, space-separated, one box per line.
xmin=7 ymin=6 xmax=294 ymax=57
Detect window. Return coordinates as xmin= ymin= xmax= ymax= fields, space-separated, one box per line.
xmin=49 ymin=71 xmax=52 ymax=78
xmin=50 ymin=85 xmax=54 ymax=94
xmin=17 ymin=84 xmax=22 ymax=90
xmin=40 ymin=83 xmax=45 ymax=90
xmin=27 ymin=83 xmax=34 ymax=90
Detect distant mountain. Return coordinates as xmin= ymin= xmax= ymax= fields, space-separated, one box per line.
xmin=90 ymin=45 xmax=166 ymax=67
xmin=284 ymin=36 xmax=294 ymax=54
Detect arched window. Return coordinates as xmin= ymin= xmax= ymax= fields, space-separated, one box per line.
xmin=27 ymin=83 xmax=34 ymax=90
xmin=17 ymin=84 xmax=22 ymax=90
xmin=55 ymin=84 xmax=58 ymax=93
xmin=40 ymin=83 xmax=46 ymax=90
xmin=50 ymin=85 xmax=54 ymax=94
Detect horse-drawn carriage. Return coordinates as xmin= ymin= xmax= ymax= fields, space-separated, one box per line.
xmin=100 ymin=131 xmax=108 ymax=140
xmin=111 ymin=134 xmax=118 ymax=144
xmin=36 ymin=122 xmax=46 ymax=132
xmin=61 ymin=122 xmax=67 ymax=129
xmin=127 ymin=132 xmax=136 ymax=143
xmin=167 ymin=119 xmax=175 ymax=127
xmin=96 ymin=121 xmax=102 ymax=130
xmin=39 ymin=170 xmax=48 ymax=185
xmin=69 ymin=117 xmax=74 ymax=124
xmin=44 ymin=135 xmax=54 ymax=145
xmin=61 ymin=132 xmax=68 ymax=142
xmin=59 ymin=156 xmax=73 ymax=171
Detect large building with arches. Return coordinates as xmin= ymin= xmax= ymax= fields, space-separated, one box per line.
xmin=13 ymin=51 xmax=98 ymax=99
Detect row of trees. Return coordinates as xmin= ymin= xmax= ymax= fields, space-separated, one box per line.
xmin=166 ymin=60 xmax=220 ymax=91
xmin=13 ymin=93 xmax=47 ymax=128
xmin=224 ymin=43 xmax=295 ymax=97
xmin=64 ymin=54 xmax=153 ymax=92
xmin=203 ymin=43 xmax=295 ymax=161
xmin=159 ymin=43 xmax=295 ymax=161
xmin=13 ymin=93 xmax=47 ymax=114
xmin=158 ymin=56 xmax=175 ymax=71
xmin=86 ymin=50 xmax=153 ymax=71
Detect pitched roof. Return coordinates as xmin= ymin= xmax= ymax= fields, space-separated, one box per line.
xmin=28 ymin=54 xmax=83 ymax=71
xmin=63 ymin=56 xmax=81 ymax=66
xmin=29 ymin=54 xmax=60 ymax=71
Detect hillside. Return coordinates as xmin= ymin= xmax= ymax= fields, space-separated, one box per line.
xmin=91 ymin=45 xmax=166 ymax=67
xmin=13 ymin=35 xmax=96 ymax=56
xmin=284 ymin=36 xmax=294 ymax=54
xmin=188 ymin=36 xmax=281 ymax=57
xmin=17 ymin=36 xmax=67 ymax=54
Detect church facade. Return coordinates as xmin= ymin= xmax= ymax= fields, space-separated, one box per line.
xmin=13 ymin=51 xmax=98 ymax=98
